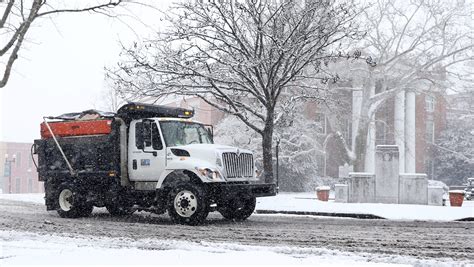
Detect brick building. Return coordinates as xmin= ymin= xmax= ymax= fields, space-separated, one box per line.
xmin=0 ymin=142 xmax=44 ymax=194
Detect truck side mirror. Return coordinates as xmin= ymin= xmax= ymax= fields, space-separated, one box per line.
xmin=136 ymin=123 xmax=144 ymax=150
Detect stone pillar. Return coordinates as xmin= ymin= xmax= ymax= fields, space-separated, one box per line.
xmin=335 ymin=184 xmax=349 ymax=203
xmin=394 ymin=91 xmax=406 ymax=173
xmin=399 ymin=173 xmax=428 ymax=205
xmin=405 ymin=90 xmax=416 ymax=173
xmin=428 ymin=186 xmax=445 ymax=206
xmin=348 ymin=172 xmax=375 ymax=203
xmin=375 ymin=145 xmax=400 ymax=203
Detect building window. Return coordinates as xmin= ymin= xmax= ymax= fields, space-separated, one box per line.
xmin=426 ymin=119 xmax=435 ymax=143
xmin=28 ymin=155 xmax=33 ymax=168
xmin=16 ymin=152 xmax=21 ymax=168
xmin=375 ymin=79 xmax=384 ymax=94
xmin=425 ymin=159 xmax=434 ymax=179
xmin=28 ymin=177 xmax=33 ymax=193
xmin=425 ymin=95 xmax=435 ymax=112
xmin=16 ymin=177 xmax=21 ymax=193
xmin=315 ymin=113 xmax=327 ymax=134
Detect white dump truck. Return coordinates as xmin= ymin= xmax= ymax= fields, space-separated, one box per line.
xmin=34 ymin=102 xmax=276 ymax=225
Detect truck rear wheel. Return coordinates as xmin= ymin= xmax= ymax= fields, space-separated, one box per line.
xmin=219 ymin=196 xmax=256 ymax=221
xmin=57 ymin=183 xmax=93 ymax=218
xmin=167 ymin=183 xmax=209 ymax=225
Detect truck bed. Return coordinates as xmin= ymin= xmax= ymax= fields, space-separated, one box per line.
xmin=35 ymin=126 xmax=120 ymax=181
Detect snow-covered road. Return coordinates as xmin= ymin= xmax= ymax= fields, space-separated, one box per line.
xmin=0 ymin=196 xmax=472 ymax=266
xmin=1 ymin=230 xmax=411 ymax=266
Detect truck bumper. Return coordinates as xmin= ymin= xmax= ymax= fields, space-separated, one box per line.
xmin=208 ymin=183 xmax=277 ymax=199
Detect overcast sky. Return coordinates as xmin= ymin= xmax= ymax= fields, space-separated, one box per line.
xmin=0 ymin=1 xmax=170 ymax=143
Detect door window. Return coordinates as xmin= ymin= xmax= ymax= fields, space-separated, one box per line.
xmin=135 ymin=121 xmax=163 ymax=150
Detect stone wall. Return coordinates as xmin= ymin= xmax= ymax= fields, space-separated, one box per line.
xmin=399 ymin=173 xmax=428 ymax=204
xmin=348 ymin=173 xmax=375 ymax=203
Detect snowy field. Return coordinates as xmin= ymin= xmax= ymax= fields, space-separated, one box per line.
xmin=1 ymin=193 xmax=471 ymax=222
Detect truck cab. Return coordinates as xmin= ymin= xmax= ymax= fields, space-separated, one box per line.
xmin=35 ymin=102 xmax=276 ymax=225
xmin=129 ymin=118 xmax=256 ymax=184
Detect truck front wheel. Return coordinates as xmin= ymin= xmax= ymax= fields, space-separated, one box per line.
xmin=219 ymin=196 xmax=256 ymax=221
xmin=167 ymin=183 xmax=209 ymax=225
xmin=57 ymin=183 xmax=93 ymax=218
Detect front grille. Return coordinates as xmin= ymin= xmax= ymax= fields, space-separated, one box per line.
xmin=222 ymin=152 xmax=254 ymax=178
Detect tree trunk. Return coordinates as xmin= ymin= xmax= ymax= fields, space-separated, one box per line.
xmin=353 ymin=119 xmax=369 ymax=172
xmin=262 ymin=117 xmax=275 ymax=184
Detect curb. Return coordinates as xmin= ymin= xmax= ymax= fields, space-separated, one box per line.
xmin=255 ymin=210 xmax=385 ymax=220
xmin=455 ymin=217 xmax=474 ymax=222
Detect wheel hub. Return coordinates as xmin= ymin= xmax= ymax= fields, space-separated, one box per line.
xmin=174 ymin=190 xmax=197 ymax=218
xmin=180 ymin=199 xmax=190 ymax=209
xmin=59 ymin=189 xmax=73 ymax=211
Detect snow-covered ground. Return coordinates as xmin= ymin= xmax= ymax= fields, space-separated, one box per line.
xmin=0 ymin=193 xmax=44 ymax=205
xmin=257 ymin=193 xmax=474 ymax=221
xmin=0 ymin=193 xmax=472 ymax=221
xmin=0 ymin=193 xmax=472 ymax=266
xmin=1 ymin=229 xmax=452 ymax=266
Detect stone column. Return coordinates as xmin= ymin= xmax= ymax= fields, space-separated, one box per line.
xmin=375 ymin=145 xmax=400 ymax=203
xmin=394 ymin=91 xmax=405 ymax=173
xmin=405 ymin=90 xmax=416 ymax=173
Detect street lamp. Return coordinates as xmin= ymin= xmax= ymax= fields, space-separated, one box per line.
xmin=4 ymin=154 xmax=16 ymax=194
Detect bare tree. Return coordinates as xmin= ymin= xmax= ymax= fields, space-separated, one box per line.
xmin=215 ymin=105 xmax=326 ymax=191
xmin=0 ymin=0 xmax=124 ymax=88
xmin=329 ymin=0 xmax=473 ymax=172
xmin=108 ymin=0 xmax=362 ymax=183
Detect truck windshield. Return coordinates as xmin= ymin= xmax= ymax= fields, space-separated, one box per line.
xmin=160 ymin=121 xmax=213 ymax=147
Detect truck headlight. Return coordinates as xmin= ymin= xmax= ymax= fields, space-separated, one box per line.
xmin=215 ymin=152 xmax=222 ymax=167
xmin=195 ymin=167 xmax=224 ymax=181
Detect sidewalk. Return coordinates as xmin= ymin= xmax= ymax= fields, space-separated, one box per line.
xmin=256 ymin=192 xmax=474 ymax=222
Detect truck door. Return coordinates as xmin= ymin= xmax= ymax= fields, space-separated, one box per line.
xmin=128 ymin=119 xmax=166 ymax=181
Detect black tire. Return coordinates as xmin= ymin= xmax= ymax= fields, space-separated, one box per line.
xmin=56 ymin=183 xmax=91 ymax=218
xmin=219 ymin=196 xmax=256 ymax=221
xmin=167 ymin=183 xmax=209 ymax=225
